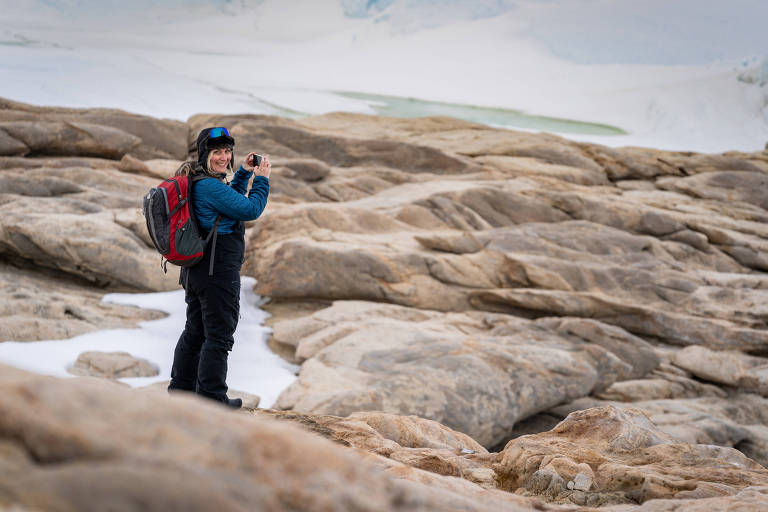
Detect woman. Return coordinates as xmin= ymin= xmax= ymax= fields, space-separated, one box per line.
xmin=168 ymin=126 xmax=271 ymax=408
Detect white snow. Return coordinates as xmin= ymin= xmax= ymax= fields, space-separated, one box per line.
xmin=0 ymin=277 xmax=299 ymax=408
xmin=0 ymin=0 xmax=765 ymax=153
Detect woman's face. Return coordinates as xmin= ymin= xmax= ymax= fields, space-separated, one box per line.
xmin=209 ymin=148 xmax=232 ymax=174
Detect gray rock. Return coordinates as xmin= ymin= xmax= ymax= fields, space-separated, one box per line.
xmin=0 ymin=121 xmax=140 ymax=158
xmin=274 ymin=301 xmax=656 ymax=447
xmin=279 ymin=158 xmax=332 ymax=182
xmin=0 ymin=261 xmax=165 ymax=342
xmin=672 ymin=345 xmax=768 ymax=396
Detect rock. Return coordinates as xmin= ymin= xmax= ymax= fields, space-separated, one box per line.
xmin=657 ymin=171 xmax=768 ymax=210
xmin=414 ymin=231 xmax=490 ymax=254
xmin=0 ymin=126 xmax=29 ymax=155
xmin=0 ymin=209 xmax=178 ymax=291
xmin=117 ymin=154 xmax=150 ymax=175
xmin=572 ymin=469 xmax=593 ymax=491
xmin=0 ymin=261 xmax=165 ymax=342
xmin=278 ymin=157 xmax=332 ymax=181
xmin=189 ymin=114 xmax=475 ymax=174
xmin=137 ymin=380 xmax=261 ymax=409
xmin=68 ymin=351 xmax=159 ymax=379
xmin=0 ymin=166 xmax=178 ymax=291
xmin=536 ymin=317 xmax=659 ymax=380
xmin=672 ymin=345 xmax=768 ymax=396
xmin=0 ymin=121 xmax=140 ymax=158
xmin=273 ymin=301 xmax=659 ymax=447
xmin=595 ymin=377 xmax=727 ymax=402
xmin=472 ymin=155 xmax=609 ymax=185
xmin=495 ymin=406 xmax=768 ymax=506
xmin=609 ymin=487 xmax=768 ymax=511
xmin=550 ymin=393 xmax=768 ymax=467
xmin=0 ymin=155 xmax=131 ymax=171
xmin=0 ymin=97 xmax=189 ymax=159
xmin=470 ymin=288 xmax=768 ymax=353
xmin=5 ymin=100 xmax=768 ymax=511
xmin=143 ymin=158 xmax=184 ymax=179
xmin=0 ymin=363 xmax=545 ymax=512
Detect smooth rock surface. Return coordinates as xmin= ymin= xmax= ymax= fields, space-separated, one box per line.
xmin=0 ymin=364 xmax=546 ymax=512
xmin=3 ymin=100 xmax=768 ymax=510
xmin=68 ymin=351 xmax=159 ymax=379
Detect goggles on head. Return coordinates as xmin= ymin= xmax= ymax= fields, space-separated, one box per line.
xmin=208 ymin=127 xmax=231 ymax=139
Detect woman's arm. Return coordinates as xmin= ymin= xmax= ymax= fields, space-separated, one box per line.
xmin=230 ymin=166 xmax=252 ymax=195
xmin=201 ymin=177 xmax=270 ymax=221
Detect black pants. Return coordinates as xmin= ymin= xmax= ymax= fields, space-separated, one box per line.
xmin=168 ymin=231 xmax=244 ymax=402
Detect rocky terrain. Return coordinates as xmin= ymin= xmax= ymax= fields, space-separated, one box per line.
xmin=1 ymin=96 xmax=768 ymax=510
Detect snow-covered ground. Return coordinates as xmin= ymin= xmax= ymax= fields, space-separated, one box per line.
xmin=0 ymin=277 xmax=298 ymax=407
xmin=1 ymin=0 xmax=766 ymax=153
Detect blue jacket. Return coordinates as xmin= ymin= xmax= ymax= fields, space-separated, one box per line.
xmin=193 ymin=166 xmax=269 ymax=234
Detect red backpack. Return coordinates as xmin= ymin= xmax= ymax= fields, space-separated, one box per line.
xmin=143 ymin=170 xmax=220 ymax=273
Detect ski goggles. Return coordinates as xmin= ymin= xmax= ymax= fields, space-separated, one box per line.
xmin=209 ymin=127 xmax=231 ymax=139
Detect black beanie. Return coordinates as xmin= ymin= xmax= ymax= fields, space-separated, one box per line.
xmin=196 ymin=127 xmax=235 ymax=171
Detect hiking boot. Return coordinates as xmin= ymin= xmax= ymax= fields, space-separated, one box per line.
xmin=225 ymin=397 xmax=242 ymax=409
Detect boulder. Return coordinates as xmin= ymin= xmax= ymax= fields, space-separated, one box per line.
xmin=495 ymin=406 xmax=768 ymax=506
xmin=189 ymin=114 xmax=475 ymax=174
xmin=550 ymin=393 xmax=768 ymax=467
xmin=0 ymin=262 xmax=165 ymax=342
xmin=0 ymin=167 xmax=177 ymax=291
xmin=0 ymin=97 xmax=189 ymax=159
xmin=0 ymin=121 xmax=140 ymax=158
xmin=273 ymin=301 xmax=659 ymax=448
xmin=0 ymin=210 xmax=177 ymax=291
xmin=0 ymin=363 xmax=544 ymax=512
xmin=672 ymin=345 xmax=768 ymax=395
xmin=137 ymin=380 xmax=261 ymax=409
xmin=278 ymin=157 xmax=332 ymax=182
xmin=657 ymin=170 xmax=768 ymax=210
xmin=68 ymin=351 xmax=159 ymax=379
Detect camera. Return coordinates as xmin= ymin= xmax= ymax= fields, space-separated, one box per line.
xmin=251 ymin=154 xmax=262 ymax=167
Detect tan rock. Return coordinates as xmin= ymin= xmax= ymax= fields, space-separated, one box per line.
xmin=495 ymin=406 xmax=768 ymax=506
xmin=137 ymin=380 xmax=261 ymax=409
xmin=143 ymin=158 xmax=184 ymax=179
xmin=278 ymin=157 xmax=331 ymax=181
xmin=0 ymin=364 xmax=543 ymax=512
xmin=0 ymin=262 xmax=164 ymax=342
xmin=68 ymin=351 xmax=159 ymax=379
xmin=672 ymin=345 xmax=768 ymax=396
xmin=273 ymin=301 xmax=658 ymax=448
xmin=0 ymin=121 xmax=140 ymax=158
xmin=595 ymin=377 xmax=727 ymax=402
xmin=470 ymin=288 xmax=768 ymax=352
xmin=0 ymin=210 xmax=178 ymax=291
xmin=0 ymin=97 xmax=189 ymax=159
xmin=117 ymin=153 xmax=150 ymax=175
xmin=550 ymin=394 xmax=768 ymax=467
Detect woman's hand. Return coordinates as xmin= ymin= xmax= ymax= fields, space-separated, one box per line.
xmin=254 ymin=153 xmax=271 ymax=178
xmin=243 ymin=152 xmax=259 ymax=172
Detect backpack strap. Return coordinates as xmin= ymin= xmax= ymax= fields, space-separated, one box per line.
xmin=168 ymin=179 xmax=187 ymax=218
xmin=206 ymin=215 xmax=222 ymax=276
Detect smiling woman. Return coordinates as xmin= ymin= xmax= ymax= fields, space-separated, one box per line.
xmin=207 ymin=147 xmax=232 ymax=174
xmin=168 ymin=126 xmax=272 ymax=409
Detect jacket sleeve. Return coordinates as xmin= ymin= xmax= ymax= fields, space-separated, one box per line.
xmin=204 ymin=175 xmax=270 ymax=221
xmin=230 ymin=166 xmax=251 ymax=195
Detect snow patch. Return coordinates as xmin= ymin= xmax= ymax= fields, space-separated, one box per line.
xmin=0 ymin=276 xmax=297 ymax=408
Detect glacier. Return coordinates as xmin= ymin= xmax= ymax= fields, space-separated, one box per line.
xmin=0 ymin=0 xmax=766 ymax=152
